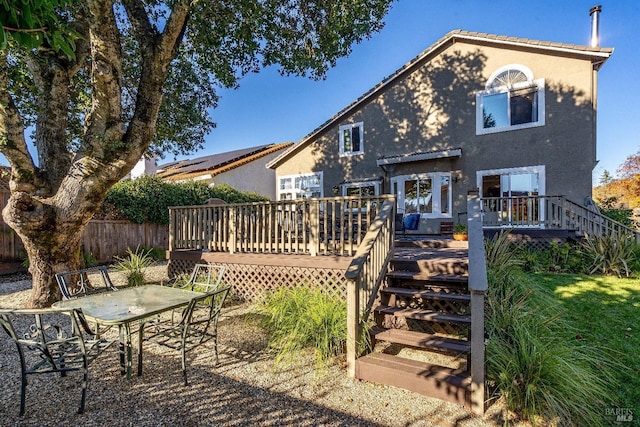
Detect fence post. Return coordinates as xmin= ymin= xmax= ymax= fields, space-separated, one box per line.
xmin=467 ymin=189 xmax=486 ymax=415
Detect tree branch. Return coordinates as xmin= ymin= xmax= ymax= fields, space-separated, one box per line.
xmin=119 ymin=0 xmax=191 ymax=166
xmin=82 ymin=0 xmax=125 ymax=158
xmin=0 ymin=53 xmax=38 ymax=192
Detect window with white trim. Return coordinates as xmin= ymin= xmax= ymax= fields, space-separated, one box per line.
xmin=278 ymin=172 xmax=323 ymax=200
xmin=391 ymin=173 xmax=451 ymax=217
xmin=476 ymin=65 xmax=545 ymax=134
xmin=342 ymin=180 xmax=380 ymax=197
xmin=339 ymin=122 xmax=364 ymax=156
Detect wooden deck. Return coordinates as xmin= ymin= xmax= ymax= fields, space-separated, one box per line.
xmin=168 ymin=249 xmax=353 ymax=269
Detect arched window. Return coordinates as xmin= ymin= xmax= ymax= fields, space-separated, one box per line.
xmin=476 ymin=64 xmax=545 ymax=134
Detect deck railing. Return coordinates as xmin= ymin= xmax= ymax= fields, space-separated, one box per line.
xmin=344 ymin=199 xmax=396 ymax=378
xmin=169 ymin=195 xmax=395 ymax=257
xmin=467 ymin=190 xmax=487 ymax=415
xmin=482 ymin=195 xmax=639 ymax=241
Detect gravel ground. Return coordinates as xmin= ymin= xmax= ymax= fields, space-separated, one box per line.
xmin=0 ymin=264 xmax=523 ymax=427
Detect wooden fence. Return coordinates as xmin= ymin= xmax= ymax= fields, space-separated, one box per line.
xmin=81 ymin=221 xmax=168 ymax=262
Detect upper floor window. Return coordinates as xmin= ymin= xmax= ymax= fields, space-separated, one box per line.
xmin=339 ymin=122 xmax=364 ymax=156
xmin=278 ymin=172 xmax=323 ymax=200
xmin=476 ymin=65 xmax=545 ymax=135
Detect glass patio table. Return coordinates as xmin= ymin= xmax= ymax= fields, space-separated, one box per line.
xmin=53 ymin=285 xmax=204 ymax=379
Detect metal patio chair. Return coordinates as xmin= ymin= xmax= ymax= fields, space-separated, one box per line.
xmin=0 ymin=308 xmax=116 ymax=416
xmin=55 ymin=266 xmax=118 ymax=300
xmin=138 ymin=286 xmax=231 ymax=385
xmin=179 ymin=263 xmax=226 ymax=292
xmin=55 ymin=266 xmax=119 ymax=336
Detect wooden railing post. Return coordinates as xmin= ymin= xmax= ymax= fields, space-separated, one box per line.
xmin=229 ymin=207 xmax=237 ymax=254
xmin=467 ymin=189 xmax=486 ymax=416
xmin=168 ymin=208 xmax=175 ymax=251
xmin=309 ymin=201 xmax=319 ymax=256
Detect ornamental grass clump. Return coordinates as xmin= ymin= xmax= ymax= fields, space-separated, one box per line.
xmin=580 ymin=232 xmax=638 ymax=277
xmin=114 ymin=246 xmax=155 ymax=287
xmin=259 ymin=286 xmax=348 ymax=371
xmin=484 ymin=231 xmax=616 ymax=426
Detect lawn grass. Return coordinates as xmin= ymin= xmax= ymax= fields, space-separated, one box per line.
xmin=533 ymin=273 xmax=640 ymax=415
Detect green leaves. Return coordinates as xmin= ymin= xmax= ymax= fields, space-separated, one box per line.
xmin=101 ymin=176 xmax=269 ymax=225
xmin=1 ymin=0 xmax=78 ymax=58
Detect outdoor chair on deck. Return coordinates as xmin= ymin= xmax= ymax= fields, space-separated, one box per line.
xmin=0 ymin=308 xmax=116 ymax=416
xmin=395 ymin=213 xmax=421 ymax=236
xmin=138 ymin=286 xmax=231 ymax=385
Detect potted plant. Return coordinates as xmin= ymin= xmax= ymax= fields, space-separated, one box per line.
xmin=452 ymin=223 xmax=468 ymax=241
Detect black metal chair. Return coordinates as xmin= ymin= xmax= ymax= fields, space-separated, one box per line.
xmin=55 ymin=266 xmax=118 ymax=300
xmin=55 ymin=266 xmax=119 ymax=336
xmin=0 ymin=308 xmax=116 ymax=416
xmin=138 ymin=286 xmax=231 ymax=385
xmin=178 ymin=263 xmax=225 ymax=292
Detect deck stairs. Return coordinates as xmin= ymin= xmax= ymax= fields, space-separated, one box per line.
xmin=354 ymin=237 xmax=473 ymax=408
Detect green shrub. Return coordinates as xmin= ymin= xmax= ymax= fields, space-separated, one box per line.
xmin=485 ymin=234 xmax=615 ymax=425
xmin=259 ymin=286 xmax=349 ymax=371
xmin=580 ymin=232 xmax=637 ymax=277
xmin=101 ymin=175 xmax=269 ymax=224
xmin=114 ymin=246 xmax=155 ymax=286
xmin=83 ymin=251 xmax=98 ymax=268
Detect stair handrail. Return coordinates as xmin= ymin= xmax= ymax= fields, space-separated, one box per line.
xmin=561 ymin=197 xmax=640 ymax=242
xmin=467 ymin=189 xmax=486 ymax=415
xmin=344 ymin=198 xmax=396 ymax=378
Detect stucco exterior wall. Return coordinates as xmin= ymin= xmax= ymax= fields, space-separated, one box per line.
xmin=213 ymin=150 xmax=282 ymax=199
xmin=274 ymin=37 xmax=603 ymax=222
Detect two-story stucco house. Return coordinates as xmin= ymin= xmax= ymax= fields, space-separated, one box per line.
xmin=266 ymin=30 xmax=613 ymax=234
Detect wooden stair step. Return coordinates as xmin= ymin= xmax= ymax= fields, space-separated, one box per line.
xmin=355 ymin=352 xmax=471 ymax=408
xmin=381 ymin=287 xmax=471 ymax=303
xmin=371 ymin=327 xmax=470 ymax=353
xmin=375 ymin=306 xmax=471 ymax=324
xmin=386 ymin=271 xmax=468 ymax=286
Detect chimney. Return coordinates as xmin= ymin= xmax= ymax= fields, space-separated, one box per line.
xmin=589 ymin=5 xmax=602 ymax=47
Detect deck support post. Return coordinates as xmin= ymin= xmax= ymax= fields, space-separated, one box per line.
xmin=346 ymin=277 xmax=359 ymax=378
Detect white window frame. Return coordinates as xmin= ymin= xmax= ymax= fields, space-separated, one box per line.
xmin=339 ymin=122 xmax=364 ymax=156
xmin=391 ymin=172 xmax=452 ymax=218
xmin=277 ymin=172 xmax=323 ymax=200
xmin=476 ymin=165 xmax=546 ymax=226
xmin=341 ymin=180 xmax=381 ymax=197
xmin=476 ymin=64 xmax=545 ymax=135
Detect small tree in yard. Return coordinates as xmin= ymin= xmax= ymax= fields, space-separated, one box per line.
xmin=1 ymin=0 xmax=394 ymax=307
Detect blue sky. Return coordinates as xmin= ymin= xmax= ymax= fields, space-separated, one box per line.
xmin=189 ymin=0 xmax=639 ymax=182
xmin=3 ymin=1 xmax=638 ymax=182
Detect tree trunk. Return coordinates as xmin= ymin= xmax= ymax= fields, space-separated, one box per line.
xmin=3 ymin=193 xmax=87 ymax=308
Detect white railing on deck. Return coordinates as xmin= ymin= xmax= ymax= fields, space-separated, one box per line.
xmin=482 ymin=195 xmax=639 ymax=242
xmin=169 ymin=195 xmax=395 ymax=257
xmin=344 ymin=199 xmax=396 ymax=378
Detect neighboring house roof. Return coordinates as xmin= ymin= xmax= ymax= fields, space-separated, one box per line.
xmin=157 ymin=142 xmax=293 ymax=181
xmin=266 ymin=29 xmax=614 ymax=170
